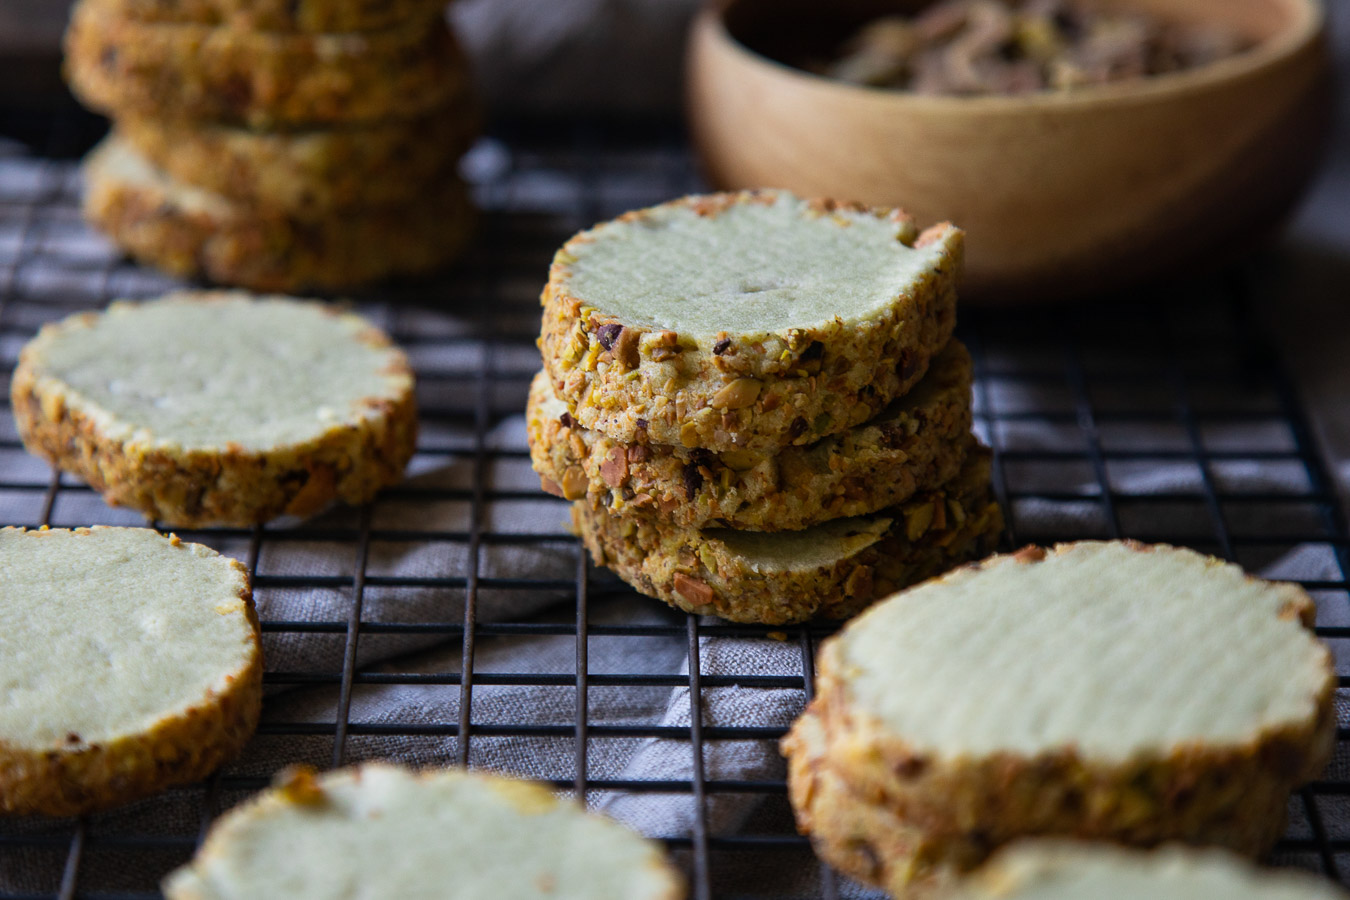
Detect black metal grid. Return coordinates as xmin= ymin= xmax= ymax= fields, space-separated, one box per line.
xmin=0 ymin=116 xmax=1348 ymax=899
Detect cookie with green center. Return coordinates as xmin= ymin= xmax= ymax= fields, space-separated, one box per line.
xmin=0 ymin=527 xmax=261 ymax=816
xmin=81 ymin=137 xmax=473 ymax=292
xmin=64 ymin=0 xmax=468 ymax=127
xmin=574 ymin=447 xmax=1001 ymax=624
xmin=782 ymin=541 xmax=1336 ymax=897
xmin=539 ymin=190 xmax=962 ymax=455
xmin=11 ymin=291 xmax=417 ymax=527
xmin=530 ymin=340 xmax=974 ymax=531
xmin=164 ymin=764 xmax=684 ymax=899
xmin=86 ymin=0 xmax=450 ymax=32
xmin=946 ymin=842 xmax=1349 ymax=900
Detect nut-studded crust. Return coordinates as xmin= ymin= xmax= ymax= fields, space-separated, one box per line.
xmin=115 ymin=102 xmax=478 ymax=219
xmin=64 ymin=0 xmax=469 ymax=127
xmin=10 ymin=292 xmax=419 ymax=528
xmin=574 ymin=448 xmax=1002 ymax=624
xmin=781 ymin=542 xmax=1338 ymax=897
xmin=84 ymin=0 xmax=449 ymax=32
xmin=530 ymin=341 xmax=973 ymax=531
xmin=953 ymin=843 xmax=1350 ymax=900
xmin=0 ymin=527 xmax=262 ymax=817
xmin=82 ymin=136 xmax=473 ymax=292
xmin=539 ymin=190 xmax=962 ymax=455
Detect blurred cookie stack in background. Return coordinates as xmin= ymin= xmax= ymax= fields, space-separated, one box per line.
xmin=62 ymin=0 xmax=476 ymax=292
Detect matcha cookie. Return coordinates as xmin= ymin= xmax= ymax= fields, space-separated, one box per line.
xmin=164 ymin=764 xmax=684 ymax=899
xmin=539 ymin=190 xmax=961 ymax=455
xmin=575 ymin=448 xmax=1001 ymax=624
xmin=115 ymin=101 xmax=477 ymax=218
xmin=783 ymin=541 xmax=1336 ymax=897
xmin=65 ymin=0 xmax=467 ymax=127
xmin=82 ymin=137 xmax=472 ymax=292
xmin=12 ymin=291 xmax=417 ymax=527
xmin=1 ymin=527 xmax=261 ymax=816
xmin=531 ymin=341 xmax=973 ymax=531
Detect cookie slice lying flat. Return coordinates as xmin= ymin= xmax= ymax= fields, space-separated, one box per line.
xmin=946 ymin=842 xmax=1349 ymax=900
xmin=540 ymin=190 xmax=961 ymax=454
xmin=575 ymin=447 xmax=1001 ymax=624
xmin=65 ymin=0 xmax=467 ymax=127
xmin=82 ymin=137 xmax=472 ymax=291
xmin=164 ymin=764 xmax=683 ymax=899
xmin=87 ymin=0 xmax=448 ymax=32
xmin=12 ymin=291 xmax=417 ymax=527
xmin=531 ymin=340 xmax=972 ymax=531
xmin=0 ymin=527 xmax=261 ymax=816
xmin=115 ymin=101 xmax=477 ymax=218
xmin=783 ymin=541 xmax=1336 ymax=897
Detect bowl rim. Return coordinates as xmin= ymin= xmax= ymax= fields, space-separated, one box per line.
xmin=699 ymin=0 xmax=1326 ymax=111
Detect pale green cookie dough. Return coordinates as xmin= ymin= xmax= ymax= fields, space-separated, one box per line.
xmin=0 ymin=526 xmax=261 ymax=816
xmin=565 ymin=192 xmax=950 ymax=340
xmin=540 ymin=190 xmax=962 ymax=454
xmin=11 ymin=291 xmax=418 ymax=527
xmin=951 ymin=842 xmax=1349 ymax=900
xmin=26 ymin=293 xmax=404 ymax=452
xmin=0 ymin=527 xmax=255 ymax=747
xmin=165 ymin=764 xmax=683 ymax=900
xmin=840 ymin=541 xmax=1330 ymax=761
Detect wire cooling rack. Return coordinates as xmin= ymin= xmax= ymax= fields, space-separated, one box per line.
xmin=1 ymin=115 xmax=1349 ymax=899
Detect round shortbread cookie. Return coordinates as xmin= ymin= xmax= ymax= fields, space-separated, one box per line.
xmin=11 ymin=291 xmax=417 ymax=528
xmin=82 ymin=137 xmax=473 ymax=292
xmin=947 ymin=842 xmax=1349 ymax=900
xmin=115 ymin=100 xmax=478 ymax=218
xmin=530 ymin=340 xmax=973 ymax=531
xmin=84 ymin=0 xmax=449 ymax=32
xmin=575 ymin=447 xmax=1001 ymax=624
xmin=782 ymin=541 xmax=1336 ymax=896
xmin=64 ymin=0 xmax=468 ymax=127
xmin=0 ymin=527 xmax=261 ymax=816
xmin=540 ymin=190 xmax=961 ymax=455
xmin=163 ymin=764 xmax=684 ymax=899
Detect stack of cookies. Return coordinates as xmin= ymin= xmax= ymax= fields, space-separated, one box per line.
xmin=783 ymin=541 xmax=1337 ymax=895
xmin=62 ymin=0 xmax=477 ymax=292
xmin=528 ymin=190 xmax=1003 ymax=625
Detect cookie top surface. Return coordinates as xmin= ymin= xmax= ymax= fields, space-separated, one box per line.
xmin=0 ymin=526 xmax=256 ymax=749
xmin=560 ymin=191 xmax=950 ymax=342
xmin=164 ymin=764 xmax=682 ymax=900
xmin=832 ymin=541 xmax=1331 ymax=760
xmin=951 ymin=842 xmax=1349 ymax=900
xmin=20 ymin=290 xmax=410 ymax=452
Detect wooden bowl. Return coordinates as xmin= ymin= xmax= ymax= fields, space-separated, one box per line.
xmin=687 ymin=0 xmax=1331 ymax=303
